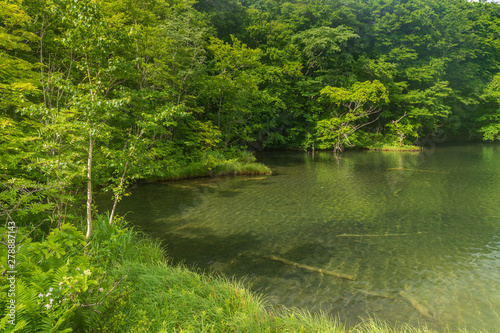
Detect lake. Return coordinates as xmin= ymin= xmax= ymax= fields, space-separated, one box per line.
xmin=98 ymin=144 xmax=500 ymax=332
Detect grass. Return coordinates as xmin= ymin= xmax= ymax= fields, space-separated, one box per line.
xmin=369 ymin=143 xmax=421 ymax=151
xmin=94 ymin=260 xmax=351 ymax=332
xmin=87 ymin=218 xmax=441 ymax=333
xmin=158 ymin=150 xmax=272 ymax=181
xmin=212 ymin=160 xmax=271 ymax=176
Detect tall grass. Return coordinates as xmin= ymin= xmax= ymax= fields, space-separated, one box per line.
xmin=159 ymin=150 xmax=271 ymax=180
xmin=352 ymin=318 xmax=435 ymax=333
xmin=87 ymin=213 xmax=166 ymax=266
xmin=92 ymin=260 xmax=350 ymax=332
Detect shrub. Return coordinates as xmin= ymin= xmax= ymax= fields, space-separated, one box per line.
xmin=0 ymin=224 xmax=111 ymax=332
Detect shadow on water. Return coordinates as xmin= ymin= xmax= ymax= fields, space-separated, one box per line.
xmin=156 ymin=227 xmax=264 ymax=271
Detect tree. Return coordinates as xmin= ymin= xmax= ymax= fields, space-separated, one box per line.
xmin=293 ymin=25 xmax=358 ymax=77
xmin=207 ymin=35 xmax=262 ymax=145
xmin=0 ymin=0 xmax=53 ymax=233
xmin=405 ymin=80 xmax=453 ymax=135
xmin=101 ymin=90 xmax=186 ymax=224
xmin=30 ymin=0 xmax=134 ymax=238
xmin=478 ymin=73 xmax=500 ymax=140
xmin=386 ymin=112 xmax=420 ymax=148
xmin=362 ymin=0 xmax=500 ymax=140
xmin=316 ymin=80 xmax=389 ymax=153
xmin=0 ymin=0 xmax=38 ymax=109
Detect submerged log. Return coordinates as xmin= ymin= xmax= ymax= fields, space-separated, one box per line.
xmin=358 ymin=289 xmax=394 ymax=299
xmin=337 ymin=232 xmax=426 ymax=237
xmin=400 ymin=290 xmax=434 ymax=320
xmin=386 ymin=167 xmax=449 ymax=174
xmin=269 ymin=255 xmax=356 ymax=281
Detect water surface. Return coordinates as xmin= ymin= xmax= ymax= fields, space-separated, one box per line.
xmin=99 ymin=145 xmax=500 ymax=332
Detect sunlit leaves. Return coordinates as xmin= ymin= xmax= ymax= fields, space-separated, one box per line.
xmin=0 ymin=0 xmax=38 ymax=109
xmin=208 ymin=35 xmax=262 ymax=74
xmin=478 ymin=74 xmax=500 ymax=140
xmin=316 ymin=80 xmax=389 ymax=152
xmin=207 ymin=35 xmax=263 ymax=144
xmin=321 ymin=80 xmax=389 ymax=107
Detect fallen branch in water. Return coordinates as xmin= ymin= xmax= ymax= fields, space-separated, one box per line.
xmin=269 ymin=255 xmax=356 ymax=281
xmin=386 ymin=167 xmax=449 ymax=174
xmin=400 ymin=290 xmax=434 ymax=320
xmin=358 ymin=289 xmax=394 ymax=299
xmin=337 ymin=232 xmax=426 ymax=237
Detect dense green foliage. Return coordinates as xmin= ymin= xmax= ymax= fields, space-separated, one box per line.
xmin=1 ymin=0 xmax=500 ymax=331
xmin=3 ymin=0 xmax=500 ymax=164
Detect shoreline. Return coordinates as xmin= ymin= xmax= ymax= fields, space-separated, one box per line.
xmin=145 ymin=161 xmax=272 ymax=182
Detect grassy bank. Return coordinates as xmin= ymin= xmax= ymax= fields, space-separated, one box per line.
xmin=369 ymin=143 xmax=421 ymax=151
xmin=157 ymin=150 xmax=272 ymax=181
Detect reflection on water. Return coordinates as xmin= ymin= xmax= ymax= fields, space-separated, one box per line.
xmin=98 ymin=145 xmax=500 ymax=332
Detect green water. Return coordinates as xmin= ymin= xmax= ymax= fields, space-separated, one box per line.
xmin=100 ymin=145 xmax=500 ymax=332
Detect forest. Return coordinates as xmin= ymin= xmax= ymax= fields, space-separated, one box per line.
xmin=1 ymin=0 xmax=500 ymax=331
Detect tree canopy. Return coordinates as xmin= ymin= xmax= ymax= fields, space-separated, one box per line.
xmin=2 ymin=0 xmax=500 ymax=233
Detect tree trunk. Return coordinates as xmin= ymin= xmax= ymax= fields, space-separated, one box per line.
xmin=399 ymin=133 xmax=404 ymax=148
xmin=218 ymin=74 xmax=226 ymax=130
xmin=56 ymin=136 xmax=63 ymax=228
xmin=109 ymin=129 xmax=143 ymax=224
xmin=86 ymin=135 xmax=93 ymax=239
xmin=109 ymin=158 xmax=129 ymax=225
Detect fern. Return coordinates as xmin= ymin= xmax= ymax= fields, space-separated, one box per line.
xmin=0 ymin=224 xmax=113 ymax=332
xmin=0 ymin=315 xmax=28 ymax=333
